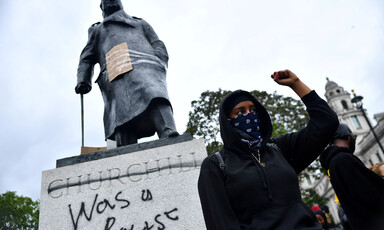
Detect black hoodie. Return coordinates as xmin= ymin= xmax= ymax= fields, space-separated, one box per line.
xmin=320 ymin=145 xmax=384 ymax=230
xmin=198 ymin=90 xmax=339 ymax=230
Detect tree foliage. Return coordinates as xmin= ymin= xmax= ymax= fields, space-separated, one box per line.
xmin=185 ymin=88 xmax=309 ymax=155
xmin=301 ymin=188 xmax=330 ymax=208
xmin=0 ymin=191 xmax=39 ymax=230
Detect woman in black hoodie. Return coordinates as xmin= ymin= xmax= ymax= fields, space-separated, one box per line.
xmin=198 ymin=70 xmax=339 ymax=230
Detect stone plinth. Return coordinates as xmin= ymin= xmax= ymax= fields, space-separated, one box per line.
xmin=39 ymin=135 xmax=207 ymax=230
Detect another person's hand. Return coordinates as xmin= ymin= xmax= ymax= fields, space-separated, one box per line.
xmin=75 ymin=83 xmax=92 ymax=94
xmin=370 ymin=163 xmax=384 ymax=178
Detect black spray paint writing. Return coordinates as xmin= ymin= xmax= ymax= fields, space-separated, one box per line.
xmin=141 ymin=189 xmax=152 ymax=201
xmin=68 ymin=189 xmax=179 ymax=230
xmin=69 ymin=191 xmax=130 ymax=230
xmin=104 ymin=208 xmax=178 ymax=230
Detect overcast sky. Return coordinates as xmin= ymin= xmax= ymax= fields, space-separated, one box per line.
xmin=1 ymin=0 xmax=383 ymax=201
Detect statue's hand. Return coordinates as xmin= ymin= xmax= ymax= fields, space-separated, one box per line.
xmin=75 ymin=83 xmax=91 ymax=94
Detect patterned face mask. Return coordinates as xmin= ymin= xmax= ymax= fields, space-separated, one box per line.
xmin=230 ymin=113 xmax=262 ymax=140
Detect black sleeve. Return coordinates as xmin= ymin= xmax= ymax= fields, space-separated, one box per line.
xmin=327 ymin=149 xmax=384 ymax=230
xmin=198 ymin=155 xmax=241 ymax=230
xmin=273 ymin=90 xmax=339 ymax=174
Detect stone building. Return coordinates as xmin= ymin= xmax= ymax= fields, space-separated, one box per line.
xmin=300 ymin=78 xmax=384 ymax=223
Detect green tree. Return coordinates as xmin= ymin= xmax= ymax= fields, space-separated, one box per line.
xmin=0 ymin=191 xmax=39 ymax=230
xmin=185 ymin=88 xmax=309 ymax=155
xmin=301 ymin=188 xmax=330 ymax=208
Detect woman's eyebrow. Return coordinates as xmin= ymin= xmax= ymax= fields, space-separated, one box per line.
xmin=233 ymin=106 xmax=245 ymax=111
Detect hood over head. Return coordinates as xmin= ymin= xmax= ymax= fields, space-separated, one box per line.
xmin=219 ymin=90 xmax=272 ymax=153
xmin=314 ymin=210 xmax=328 ymax=225
xmin=330 ymin=123 xmax=356 ymax=153
xmin=320 ymin=205 xmax=330 ymax=213
xmin=332 ymin=123 xmax=353 ymax=141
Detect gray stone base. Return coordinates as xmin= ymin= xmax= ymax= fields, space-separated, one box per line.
xmin=39 ymin=136 xmax=207 ymax=230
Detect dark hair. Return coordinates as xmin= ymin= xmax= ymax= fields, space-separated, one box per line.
xmin=320 ymin=205 xmax=329 ymax=213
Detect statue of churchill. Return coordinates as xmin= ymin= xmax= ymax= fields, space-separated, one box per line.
xmin=75 ymin=0 xmax=178 ymax=147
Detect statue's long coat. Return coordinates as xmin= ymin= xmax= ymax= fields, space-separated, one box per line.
xmin=77 ymin=10 xmax=170 ymax=140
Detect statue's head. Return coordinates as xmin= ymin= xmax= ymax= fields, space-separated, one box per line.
xmin=100 ymin=0 xmax=124 ymax=18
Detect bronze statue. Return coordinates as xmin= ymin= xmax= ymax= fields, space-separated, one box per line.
xmin=75 ymin=0 xmax=178 ymax=147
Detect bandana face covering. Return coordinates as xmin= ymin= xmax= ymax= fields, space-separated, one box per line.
xmin=230 ymin=113 xmax=263 ymax=147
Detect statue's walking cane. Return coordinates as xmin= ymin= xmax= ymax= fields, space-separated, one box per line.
xmin=80 ymin=94 xmax=84 ymax=147
xmin=79 ymin=93 xmax=106 ymax=154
